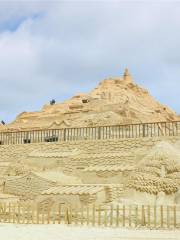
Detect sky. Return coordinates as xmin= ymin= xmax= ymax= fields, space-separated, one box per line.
xmin=0 ymin=0 xmax=180 ymax=123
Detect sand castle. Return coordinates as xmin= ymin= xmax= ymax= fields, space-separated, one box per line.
xmin=2 ymin=69 xmax=179 ymax=132
xmin=0 ymin=69 xmax=179 ymax=228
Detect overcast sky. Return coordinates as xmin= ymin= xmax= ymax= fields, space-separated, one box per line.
xmin=0 ymin=0 xmax=180 ymax=123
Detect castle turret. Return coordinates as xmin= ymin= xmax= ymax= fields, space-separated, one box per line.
xmin=123 ymin=68 xmax=133 ymax=83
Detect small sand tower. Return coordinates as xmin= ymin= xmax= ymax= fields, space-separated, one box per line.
xmin=123 ymin=68 xmax=134 ymax=83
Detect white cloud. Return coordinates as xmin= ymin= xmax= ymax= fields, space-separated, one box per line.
xmin=0 ymin=1 xmax=180 ymax=123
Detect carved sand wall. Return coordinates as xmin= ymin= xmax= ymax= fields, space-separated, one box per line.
xmin=0 ymin=136 xmax=179 ymax=181
xmin=0 ymin=135 xmax=179 ymax=203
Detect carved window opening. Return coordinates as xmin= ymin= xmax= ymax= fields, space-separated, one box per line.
xmin=82 ymin=99 xmax=89 ymax=103
xmin=23 ymin=139 xmax=31 ymax=144
xmin=44 ymin=135 xmax=58 ymax=142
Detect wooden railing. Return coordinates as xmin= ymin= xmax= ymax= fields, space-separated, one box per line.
xmin=0 ymin=121 xmax=180 ymax=145
xmin=0 ymin=203 xmax=179 ymax=228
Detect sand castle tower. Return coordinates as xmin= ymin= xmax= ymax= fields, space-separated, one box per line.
xmin=123 ymin=68 xmax=134 ymax=83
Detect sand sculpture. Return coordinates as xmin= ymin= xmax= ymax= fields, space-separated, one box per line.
xmin=125 ymin=142 xmax=180 ymax=205
xmin=0 ymin=69 xmax=179 ymax=228
xmin=2 ymin=69 xmax=179 ymax=131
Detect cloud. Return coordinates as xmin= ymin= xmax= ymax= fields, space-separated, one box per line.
xmin=0 ymin=1 xmax=180 ymax=123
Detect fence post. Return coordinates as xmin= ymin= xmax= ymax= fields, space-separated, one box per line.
xmin=0 ymin=203 xmax=3 ymax=223
xmin=0 ymin=203 xmax=2 ymax=223
xmin=160 ymin=205 xmax=163 ymax=228
xmin=3 ymin=203 xmax=6 ymax=223
xmin=98 ymin=205 xmax=101 ymax=226
xmin=122 ymin=205 xmax=125 ymax=227
xmin=173 ymin=205 xmax=176 ymax=228
xmin=167 ymin=206 xmax=170 ymax=229
xmin=36 ymin=205 xmax=39 ymax=224
xmin=148 ymin=205 xmax=150 ymax=228
xmin=48 ymin=206 xmax=51 ymax=224
xmin=74 ymin=206 xmax=78 ymax=225
xmin=110 ymin=204 xmax=113 ymax=226
xmin=63 ymin=128 xmax=66 ymax=141
xmin=8 ymin=203 xmax=11 ymax=223
xmin=22 ymin=205 xmax=25 ymax=224
xmin=69 ymin=205 xmax=72 ymax=224
xmin=63 ymin=206 xmax=66 ymax=224
xmin=92 ymin=204 xmax=95 ymax=226
xmin=31 ymin=205 xmax=35 ymax=224
xmin=52 ymin=206 xmax=56 ymax=224
xmin=17 ymin=203 xmax=20 ymax=224
xmin=87 ymin=205 xmax=89 ymax=225
xmin=129 ymin=205 xmax=131 ymax=227
xmin=142 ymin=124 xmax=146 ymax=137
xmin=81 ymin=205 xmax=84 ymax=225
xmin=116 ymin=205 xmax=119 ymax=227
xmin=135 ymin=205 xmax=138 ymax=228
xmin=12 ymin=203 xmax=15 ymax=223
xmin=27 ymin=206 xmax=30 ymax=224
xmin=30 ymin=205 xmax=33 ymax=224
xmin=104 ymin=206 xmax=107 ymax=227
xmin=154 ymin=205 xmax=157 ymax=228
xmin=65 ymin=207 xmax=70 ymax=225
xmin=98 ymin=127 xmax=101 ymax=140
xmin=141 ymin=205 xmax=145 ymax=226
xmin=41 ymin=207 xmax=44 ymax=224
xmin=58 ymin=204 xmax=61 ymax=224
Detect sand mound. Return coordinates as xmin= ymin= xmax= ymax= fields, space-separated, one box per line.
xmin=4 ymin=69 xmax=179 ymax=131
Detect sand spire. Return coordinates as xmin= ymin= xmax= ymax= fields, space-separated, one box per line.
xmin=123 ymin=68 xmax=133 ymax=83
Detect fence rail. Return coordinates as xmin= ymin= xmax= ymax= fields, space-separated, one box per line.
xmin=0 ymin=121 xmax=180 ymax=145
xmin=0 ymin=203 xmax=179 ymax=229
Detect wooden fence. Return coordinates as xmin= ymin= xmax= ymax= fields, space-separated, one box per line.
xmin=0 ymin=121 xmax=180 ymax=145
xmin=0 ymin=203 xmax=179 ymax=229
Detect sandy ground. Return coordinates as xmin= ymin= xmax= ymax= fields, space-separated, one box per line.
xmin=0 ymin=224 xmax=179 ymax=240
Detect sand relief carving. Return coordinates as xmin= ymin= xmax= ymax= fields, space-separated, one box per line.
xmin=125 ymin=142 xmax=180 ymax=205
xmin=0 ymin=70 xmax=179 ymax=228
